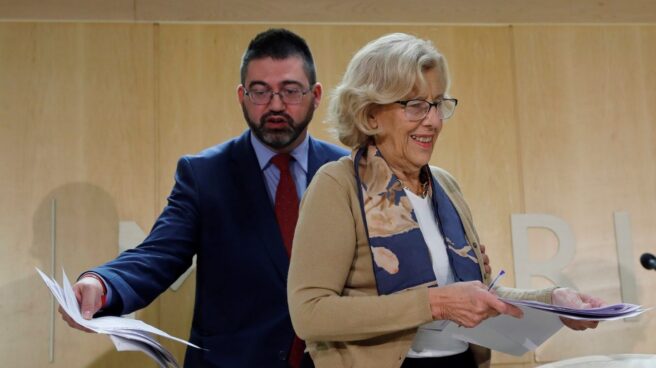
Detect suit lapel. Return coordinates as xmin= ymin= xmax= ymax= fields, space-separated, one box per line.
xmin=230 ymin=131 xmax=289 ymax=279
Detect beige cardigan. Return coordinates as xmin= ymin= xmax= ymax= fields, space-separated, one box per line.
xmin=288 ymin=157 xmax=555 ymax=368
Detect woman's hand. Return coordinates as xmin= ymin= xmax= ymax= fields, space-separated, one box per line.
xmin=428 ymin=281 xmax=523 ymax=327
xmin=552 ymin=287 xmax=604 ymax=331
xmin=479 ymin=244 xmax=491 ymax=276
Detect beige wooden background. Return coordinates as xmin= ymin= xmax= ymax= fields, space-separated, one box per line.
xmin=0 ymin=23 xmax=654 ymax=367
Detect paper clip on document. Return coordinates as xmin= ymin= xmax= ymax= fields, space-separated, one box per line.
xmin=487 ymin=270 xmax=505 ymax=291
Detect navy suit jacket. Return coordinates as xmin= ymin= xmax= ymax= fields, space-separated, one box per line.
xmin=92 ymin=130 xmax=348 ymax=367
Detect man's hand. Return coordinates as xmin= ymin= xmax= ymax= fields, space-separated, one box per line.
xmin=552 ymin=287 xmax=604 ymax=330
xmin=58 ymin=275 xmax=105 ymax=333
xmin=479 ymin=244 xmax=492 ymax=276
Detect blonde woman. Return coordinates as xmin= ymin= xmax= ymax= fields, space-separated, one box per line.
xmin=288 ymin=33 xmax=601 ymax=368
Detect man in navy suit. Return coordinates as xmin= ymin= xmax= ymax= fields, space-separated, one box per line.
xmin=60 ymin=28 xmax=348 ymax=368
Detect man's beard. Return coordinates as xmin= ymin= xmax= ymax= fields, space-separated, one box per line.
xmin=242 ymin=104 xmax=315 ymax=149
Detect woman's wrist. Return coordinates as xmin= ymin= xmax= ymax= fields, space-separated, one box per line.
xmin=427 ymin=287 xmax=449 ymax=320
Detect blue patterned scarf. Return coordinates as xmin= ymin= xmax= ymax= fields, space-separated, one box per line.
xmin=353 ymin=145 xmax=482 ymax=295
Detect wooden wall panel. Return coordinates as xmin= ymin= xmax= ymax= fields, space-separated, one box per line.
xmin=134 ymin=0 xmax=656 ymax=23
xmin=2 ymin=0 xmax=656 ymax=23
xmin=2 ymin=21 xmax=654 ymax=368
xmin=0 ymin=23 xmax=157 ymax=367
xmin=513 ymin=25 xmax=656 ymax=362
xmin=0 ymin=0 xmax=135 ymax=20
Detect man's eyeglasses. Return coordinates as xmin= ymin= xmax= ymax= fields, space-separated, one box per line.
xmin=244 ymin=86 xmax=312 ymax=105
xmin=395 ymin=98 xmax=458 ymax=121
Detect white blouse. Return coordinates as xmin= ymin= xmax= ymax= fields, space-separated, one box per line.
xmin=404 ymin=189 xmax=469 ymax=358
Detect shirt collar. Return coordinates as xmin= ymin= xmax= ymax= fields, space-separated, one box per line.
xmin=250 ymin=131 xmax=309 ymax=173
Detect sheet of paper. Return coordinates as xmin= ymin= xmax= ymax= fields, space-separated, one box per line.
xmin=442 ymin=305 xmax=564 ymax=356
xmin=110 ymin=335 xmax=172 ymax=368
xmin=36 ymin=267 xmax=201 ymax=367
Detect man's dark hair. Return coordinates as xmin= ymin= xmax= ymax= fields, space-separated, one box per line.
xmin=240 ymin=28 xmax=316 ymax=86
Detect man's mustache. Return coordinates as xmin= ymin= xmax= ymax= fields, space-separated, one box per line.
xmin=260 ymin=112 xmax=294 ymax=126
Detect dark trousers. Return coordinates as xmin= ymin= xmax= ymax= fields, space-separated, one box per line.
xmin=401 ymin=349 xmax=477 ymax=368
xmin=299 ymin=352 xmax=314 ymax=368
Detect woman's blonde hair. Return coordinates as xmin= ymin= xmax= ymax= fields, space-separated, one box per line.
xmin=327 ymin=33 xmax=450 ymax=148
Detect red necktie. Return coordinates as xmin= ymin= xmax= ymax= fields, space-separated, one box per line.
xmin=270 ymin=153 xmax=304 ymax=368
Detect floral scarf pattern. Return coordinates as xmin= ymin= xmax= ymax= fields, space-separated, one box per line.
xmin=353 ymin=145 xmax=482 ymax=295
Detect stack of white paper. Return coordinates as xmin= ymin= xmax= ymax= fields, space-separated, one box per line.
xmin=36 ymin=268 xmax=203 ymax=368
xmin=500 ymin=298 xmax=648 ymax=321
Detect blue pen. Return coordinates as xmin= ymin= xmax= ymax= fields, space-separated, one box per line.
xmin=487 ymin=269 xmax=505 ymax=291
